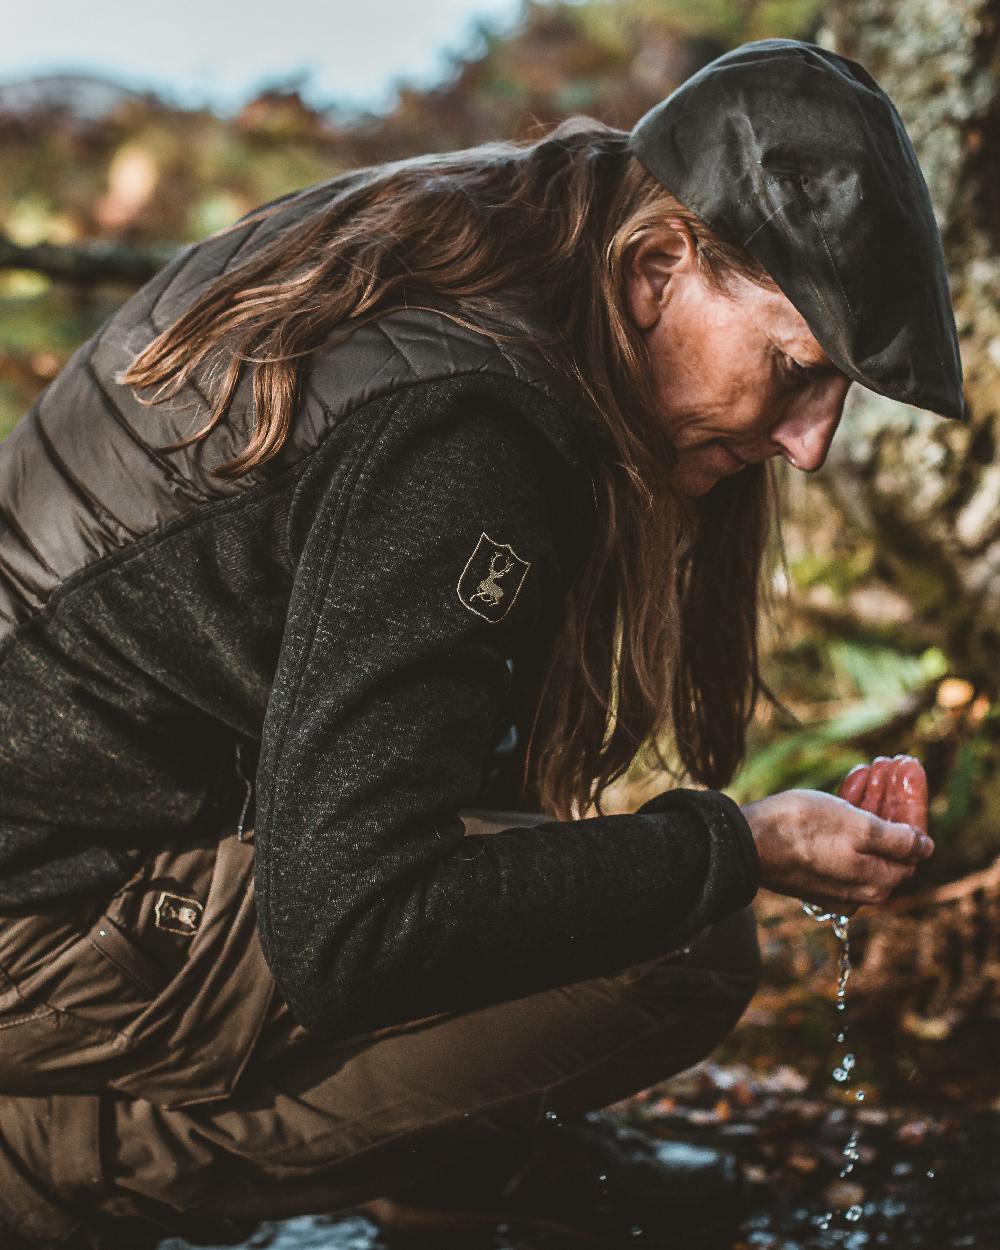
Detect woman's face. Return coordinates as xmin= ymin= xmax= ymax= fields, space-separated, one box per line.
xmin=625 ymin=222 xmax=853 ymax=497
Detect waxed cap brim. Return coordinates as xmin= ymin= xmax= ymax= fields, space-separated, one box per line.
xmin=628 ymin=38 xmax=967 ymax=421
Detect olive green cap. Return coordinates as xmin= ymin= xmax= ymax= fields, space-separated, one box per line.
xmin=628 ymin=38 xmax=967 ymax=421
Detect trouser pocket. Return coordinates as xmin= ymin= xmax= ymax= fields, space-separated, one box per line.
xmin=0 ymin=908 xmax=143 ymax=1094
xmin=106 ymin=826 xmax=277 ymax=1108
xmin=0 ymin=824 xmax=277 ymax=1109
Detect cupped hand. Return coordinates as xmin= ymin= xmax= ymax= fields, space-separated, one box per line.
xmin=742 ymin=761 xmax=933 ymax=913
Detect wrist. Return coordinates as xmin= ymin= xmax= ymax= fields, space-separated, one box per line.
xmin=740 ymin=794 xmax=788 ymax=889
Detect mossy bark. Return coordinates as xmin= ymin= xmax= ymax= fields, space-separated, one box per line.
xmin=811 ymin=2 xmax=1000 ymax=681
xmin=763 ymin=4 xmax=1000 ymax=874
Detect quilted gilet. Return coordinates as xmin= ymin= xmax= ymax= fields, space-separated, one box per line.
xmin=0 ymin=169 xmax=600 ymax=909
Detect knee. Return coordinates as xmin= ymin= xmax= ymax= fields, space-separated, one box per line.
xmin=686 ymin=903 xmax=762 ymax=997
xmin=619 ymin=905 xmax=762 ymax=1048
xmin=693 ymin=904 xmax=762 ymax=1029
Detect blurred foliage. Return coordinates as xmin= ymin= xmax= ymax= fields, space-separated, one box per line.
xmin=0 ymin=0 xmax=823 ymax=429
xmin=729 ymin=642 xmax=949 ymax=800
xmin=1 ymin=0 xmax=997 ymax=895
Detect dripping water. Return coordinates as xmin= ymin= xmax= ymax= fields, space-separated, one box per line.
xmin=802 ymin=901 xmax=868 ymax=1233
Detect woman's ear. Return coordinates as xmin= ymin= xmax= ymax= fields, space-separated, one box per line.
xmin=624 ymin=221 xmax=697 ymax=331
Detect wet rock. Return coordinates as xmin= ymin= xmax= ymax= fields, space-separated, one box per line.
xmin=149 ymin=1088 xmax=1000 ymax=1250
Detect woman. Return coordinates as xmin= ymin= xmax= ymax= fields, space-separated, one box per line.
xmin=0 ymin=38 xmax=954 ymax=1248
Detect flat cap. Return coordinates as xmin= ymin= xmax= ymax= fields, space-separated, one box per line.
xmin=628 ymin=38 xmax=966 ymax=421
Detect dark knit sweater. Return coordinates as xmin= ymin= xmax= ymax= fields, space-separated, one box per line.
xmin=0 ymin=171 xmax=759 ymax=1039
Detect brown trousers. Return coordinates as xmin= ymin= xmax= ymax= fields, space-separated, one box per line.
xmin=0 ymin=812 xmax=760 ymax=1244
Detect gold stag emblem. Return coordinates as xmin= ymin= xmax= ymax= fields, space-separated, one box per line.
xmin=457 ymin=533 xmax=531 ymax=623
xmin=470 ymin=550 xmax=515 ymax=606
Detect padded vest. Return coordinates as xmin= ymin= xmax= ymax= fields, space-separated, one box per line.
xmin=0 ymin=170 xmax=600 ymax=907
xmin=0 ymin=169 xmax=597 ymax=640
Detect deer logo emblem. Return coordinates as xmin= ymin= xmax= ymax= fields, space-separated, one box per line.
xmin=457 ymin=533 xmax=531 ymax=623
xmin=154 ymin=891 xmax=204 ymax=937
xmin=471 ymin=551 xmax=514 ymax=607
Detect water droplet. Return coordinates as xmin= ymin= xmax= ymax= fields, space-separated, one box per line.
xmin=845 ymin=1204 xmax=864 ymax=1222
xmin=833 ymin=1052 xmax=856 ymax=1083
xmin=630 ymin=1225 xmax=644 ymax=1237
xmin=598 ymin=1173 xmax=608 ymax=1182
xmin=836 ymin=1031 xmax=846 ymax=1043
xmin=545 ymin=1111 xmax=559 ymax=1122
xmin=926 ymin=1168 xmax=936 ymax=1179
xmin=855 ymin=1090 xmax=866 ymax=1102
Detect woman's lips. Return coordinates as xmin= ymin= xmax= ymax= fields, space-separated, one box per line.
xmin=679 ymin=442 xmax=755 ymax=481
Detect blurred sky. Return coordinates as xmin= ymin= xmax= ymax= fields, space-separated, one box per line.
xmin=2 ymin=0 xmax=532 ymax=114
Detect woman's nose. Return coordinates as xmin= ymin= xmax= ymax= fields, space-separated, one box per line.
xmin=769 ymin=382 xmax=851 ymax=472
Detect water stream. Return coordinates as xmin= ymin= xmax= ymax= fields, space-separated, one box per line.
xmin=801 ymin=902 xmax=866 ymax=1232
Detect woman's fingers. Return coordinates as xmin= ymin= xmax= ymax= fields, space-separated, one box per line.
xmin=863 ymin=755 xmax=891 ymax=815
xmin=811 ymin=849 xmax=912 ymax=907
xmin=884 ymin=755 xmax=912 ymax=825
xmin=856 ymin=854 xmax=914 ymax=902
xmin=839 ymin=763 xmax=869 ymax=805
xmin=840 ymin=754 xmax=930 ymax=834
xmin=895 ymin=756 xmax=929 ymax=833
xmin=860 ymin=817 xmax=933 ymax=864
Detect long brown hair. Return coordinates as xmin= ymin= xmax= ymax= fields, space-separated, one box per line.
xmin=122 ymin=117 xmax=784 ymax=817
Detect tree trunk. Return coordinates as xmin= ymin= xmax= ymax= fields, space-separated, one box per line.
xmin=769 ymin=2 xmax=1000 ymax=874
xmin=815 ymin=0 xmax=1000 ymax=678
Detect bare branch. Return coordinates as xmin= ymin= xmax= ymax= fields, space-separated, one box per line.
xmin=0 ymin=233 xmax=179 ymax=286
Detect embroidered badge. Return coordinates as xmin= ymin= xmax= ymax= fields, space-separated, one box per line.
xmin=154 ymin=891 xmax=204 ymax=938
xmin=457 ymin=532 xmax=531 ymax=623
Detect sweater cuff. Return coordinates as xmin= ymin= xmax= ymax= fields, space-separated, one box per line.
xmin=636 ymin=785 xmax=760 ymax=905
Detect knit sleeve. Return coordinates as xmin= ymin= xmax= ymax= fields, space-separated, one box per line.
xmin=253 ymin=376 xmax=759 ymax=1039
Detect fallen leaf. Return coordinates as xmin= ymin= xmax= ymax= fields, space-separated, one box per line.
xmin=824 ymin=1179 xmax=866 ymax=1208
